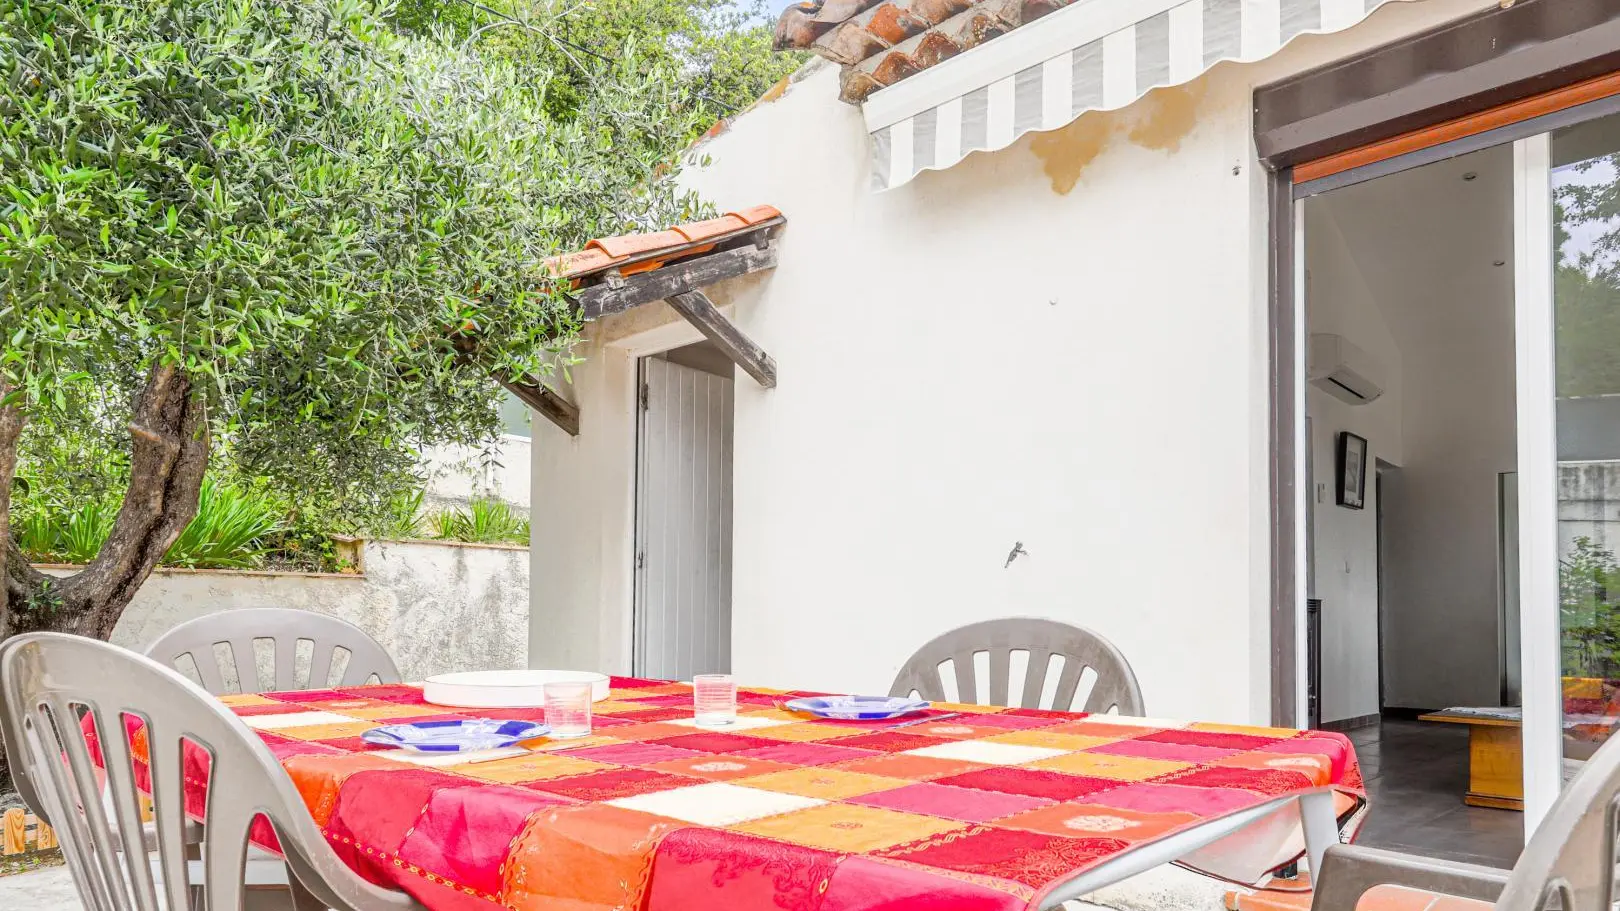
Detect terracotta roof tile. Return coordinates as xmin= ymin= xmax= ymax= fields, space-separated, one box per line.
xmin=545 ymin=206 xmax=785 ymax=283
xmin=550 ymin=248 xmax=619 ymax=278
xmin=590 ymin=229 xmax=690 ymax=260
xmin=775 ymin=0 xmax=1078 ymax=103
xmin=731 ymin=205 xmax=783 ymax=226
xmin=675 ymin=215 xmax=749 ymax=242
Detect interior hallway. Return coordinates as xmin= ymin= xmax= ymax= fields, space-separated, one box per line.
xmin=1348 ymin=719 xmax=1522 ymax=869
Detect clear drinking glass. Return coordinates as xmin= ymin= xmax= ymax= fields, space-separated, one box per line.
xmin=544 ymin=681 xmax=593 ymax=738
xmin=693 ymin=674 xmax=737 ymax=727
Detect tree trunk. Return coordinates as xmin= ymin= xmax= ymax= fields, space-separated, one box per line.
xmin=0 ymin=366 xmax=211 ymax=791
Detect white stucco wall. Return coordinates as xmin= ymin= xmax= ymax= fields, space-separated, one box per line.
xmin=82 ymin=539 xmax=529 ymax=681
xmin=422 ymin=434 xmax=532 ymax=511
xmin=530 ymin=0 xmax=1498 ymax=726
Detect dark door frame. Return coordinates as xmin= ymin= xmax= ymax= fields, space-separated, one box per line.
xmin=1374 ymin=460 xmax=1393 ymax=713
xmin=1258 ymin=0 xmax=1620 ymax=725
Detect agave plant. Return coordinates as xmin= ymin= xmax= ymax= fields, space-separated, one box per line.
xmin=163 ymin=479 xmax=285 ymax=569
xmin=59 ymin=503 xmax=117 ymax=564
xmin=368 ymin=489 xmax=426 ymax=540
xmin=431 ymin=497 xmax=529 ymax=545
xmin=13 ymin=509 xmax=62 ymax=562
xmin=12 ymin=502 xmax=115 ymax=564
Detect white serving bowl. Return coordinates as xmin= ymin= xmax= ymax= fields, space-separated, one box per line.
xmin=422 ymin=670 xmax=611 ymax=707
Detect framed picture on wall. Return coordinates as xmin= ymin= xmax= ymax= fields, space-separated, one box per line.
xmin=1337 ymin=432 xmax=1368 ymax=510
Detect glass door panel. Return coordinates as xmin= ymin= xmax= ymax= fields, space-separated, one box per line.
xmin=1517 ymin=112 xmax=1620 ymax=830
xmin=1549 ymin=116 xmax=1620 ymax=787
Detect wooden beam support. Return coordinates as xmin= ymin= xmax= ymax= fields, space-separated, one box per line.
xmin=500 ymin=378 xmax=580 ymax=437
xmin=666 ymin=291 xmax=777 ymax=388
xmin=576 ymin=241 xmax=777 ymax=320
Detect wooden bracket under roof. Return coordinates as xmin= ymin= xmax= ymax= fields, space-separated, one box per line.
xmin=667 ymin=290 xmax=776 ymax=388
xmin=500 ymin=378 xmax=579 ymax=438
xmin=513 ymin=207 xmax=785 ymax=436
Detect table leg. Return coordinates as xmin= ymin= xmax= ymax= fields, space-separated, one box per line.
xmin=1464 ymin=725 xmax=1524 ymax=811
xmin=1299 ymin=790 xmax=1338 ymax=878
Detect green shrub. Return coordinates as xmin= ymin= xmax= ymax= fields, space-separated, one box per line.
xmin=59 ymin=503 xmax=117 ymax=565
xmin=367 ymin=490 xmax=426 ymax=541
xmin=12 ymin=502 xmax=115 ymax=564
xmin=430 ymin=497 xmax=529 ymax=545
xmin=12 ymin=511 xmax=56 ymax=561
xmin=162 ymin=479 xmax=285 ymax=569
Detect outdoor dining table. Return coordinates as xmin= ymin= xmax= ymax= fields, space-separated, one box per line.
xmin=123 ymin=677 xmax=1367 ymax=911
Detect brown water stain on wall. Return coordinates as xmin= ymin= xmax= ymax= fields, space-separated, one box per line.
xmin=1127 ymin=83 xmax=1206 ymax=152
xmin=1029 ymin=81 xmax=1208 ymax=195
xmin=1029 ymin=115 xmax=1115 ymax=195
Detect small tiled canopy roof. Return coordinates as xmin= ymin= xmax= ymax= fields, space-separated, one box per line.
xmin=549 ymin=205 xmax=784 ymax=284
xmin=774 ymin=0 xmax=1071 ymax=103
xmin=510 ymin=205 xmax=785 ymax=437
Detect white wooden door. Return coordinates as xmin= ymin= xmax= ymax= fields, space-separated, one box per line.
xmin=633 ymin=356 xmax=734 ymax=680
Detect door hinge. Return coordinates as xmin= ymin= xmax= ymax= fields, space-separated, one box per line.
xmin=639 ymin=382 xmax=650 ymax=412
xmin=635 ymin=551 xmax=646 ymax=570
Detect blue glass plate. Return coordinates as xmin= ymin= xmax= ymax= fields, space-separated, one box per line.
xmin=360 ymin=719 xmax=549 ymax=753
xmin=783 ymin=696 xmax=930 ymax=720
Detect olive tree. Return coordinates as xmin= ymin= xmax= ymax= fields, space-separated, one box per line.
xmin=0 ymin=0 xmax=702 ymax=643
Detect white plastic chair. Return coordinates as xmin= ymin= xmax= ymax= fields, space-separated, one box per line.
xmin=1310 ymin=730 xmax=1620 ymax=911
xmin=145 ymin=609 xmax=401 ymax=695
xmin=890 ymin=617 xmax=1145 ymax=714
xmin=0 ymin=632 xmax=423 ymax=911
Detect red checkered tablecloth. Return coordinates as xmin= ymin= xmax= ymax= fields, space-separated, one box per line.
xmin=195 ymin=678 xmax=1364 ymax=910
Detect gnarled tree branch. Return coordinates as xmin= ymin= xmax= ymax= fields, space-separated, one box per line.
xmin=56 ymin=364 xmax=212 ymax=639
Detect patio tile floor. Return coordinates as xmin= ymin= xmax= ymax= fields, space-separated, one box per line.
xmin=0 ymin=865 xmax=78 ymax=910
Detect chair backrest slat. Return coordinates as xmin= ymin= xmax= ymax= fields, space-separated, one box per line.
xmin=145 ymin=731 xmax=192 ymax=911
xmin=1018 ymin=648 xmax=1053 ymax=708
xmin=890 ymin=618 xmax=1145 ymax=715
xmin=31 ymin=697 xmax=114 ymax=910
xmin=0 ymin=633 xmax=421 ymax=911
xmin=57 ymin=697 xmax=130 ymax=910
xmin=225 ymin=636 xmax=262 ymax=693
xmin=307 ymin=640 xmax=337 ymax=692
xmin=987 ymin=648 xmax=1011 ymax=707
xmin=144 ymin=609 xmax=400 ymax=695
xmin=95 ymin=705 xmax=161 ymax=911
xmin=1497 ymin=733 xmax=1620 ymax=911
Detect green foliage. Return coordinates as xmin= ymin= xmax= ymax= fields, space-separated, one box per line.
xmin=163 ymin=478 xmax=284 ymax=569
xmin=15 ymin=477 xmax=284 ymax=569
xmin=1555 ymin=158 xmax=1620 ymax=397
xmin=11 ymin=511 xmax=54 ymax=560
xmin=368 ymin=489 xmax=427 ymax=540
xmin=12 ymin=388 xmax=130 ymax=516
xmin=1561 ymin=536 xmax=1620 ymax=677
xmin=0 ymin=0 xmax=704 ymax=535
xmin=430 ymin=497 xmax=529 ymax=544
xmin=390 ymin=0 xmax=801 ymax=132
xmin=13 ymin=502 xmax=114 ymax=564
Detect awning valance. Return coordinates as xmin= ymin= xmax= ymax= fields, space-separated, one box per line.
xmin=853 ymin=0 xmax=1412 ymax=191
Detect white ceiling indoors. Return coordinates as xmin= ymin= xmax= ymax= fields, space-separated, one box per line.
xmin=1309 ymin=142 xmax=1514 ymax=355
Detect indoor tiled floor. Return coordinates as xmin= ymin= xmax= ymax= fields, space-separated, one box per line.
xmin=1349 ymin=719 xmax=1523 ymax=869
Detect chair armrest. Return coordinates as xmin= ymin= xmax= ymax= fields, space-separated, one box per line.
xmin=1310 ymin=844 xmax=1510 ymax=911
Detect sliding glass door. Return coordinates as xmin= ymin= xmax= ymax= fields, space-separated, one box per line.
xmin=1514 ymin=113 xmax=1620 ymax=830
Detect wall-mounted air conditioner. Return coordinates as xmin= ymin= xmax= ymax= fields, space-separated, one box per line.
xmin=1308 ymin=334 xmax=1384 ymax=405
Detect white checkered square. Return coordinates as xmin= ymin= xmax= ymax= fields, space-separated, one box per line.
xmin=241 ymin=711 xmax=359 ymax=731
xmin=609 ymin=782 xmax=825 ymax=826
xmin=901 ymin=741 xmax=1069 ymax=766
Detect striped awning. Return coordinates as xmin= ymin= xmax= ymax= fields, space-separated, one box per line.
xmin=864 ymin=0 xmax=1412 ymax=191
